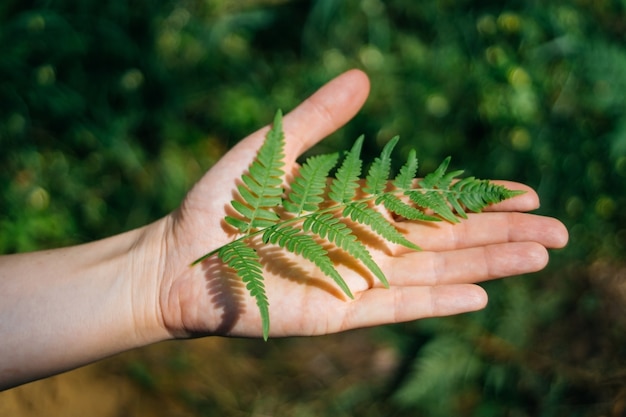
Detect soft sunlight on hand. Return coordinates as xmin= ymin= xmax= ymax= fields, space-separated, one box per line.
xmin=152 ymin=70 xmax=569 ymax=339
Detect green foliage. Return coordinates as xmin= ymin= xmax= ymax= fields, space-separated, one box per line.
xmin=225 ymin=110 xmax=286 ymax=233
xmin=2 ymin=0 xmax=625 ymax=414
xmin=194 ymin=111 xmax=521 ymax=340
xmin=393 ymin=334 xmax=483 ymax=414
xmin=283 ymin=153 xmax=339 ymax=215
xmin=217 ymin=239 xmax=269 ymax=339
xmin=328 ymin=136 xmax=365 ymax=203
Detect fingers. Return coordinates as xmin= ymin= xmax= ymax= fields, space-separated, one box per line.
xmin=397 ymin=212 xmax=569 ymax=253
xmin=387 ymin=241 xmax=549 ymax=287
xmin=340 ymin=239 xmax=551 ymax=329
xmin=337 ymin=210 xmax=568 ymax=330
xmin=342 ymin=284 xmax=488 ymax=329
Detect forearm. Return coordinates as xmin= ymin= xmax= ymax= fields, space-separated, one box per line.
xmin=0 ymin=222 xmax=169 ymax=390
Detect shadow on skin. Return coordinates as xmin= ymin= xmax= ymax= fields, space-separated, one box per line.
xmin=257 ymin=244 xmax=349 ymax=300
xmin=202 ymin=255 xmax=247 ymax=335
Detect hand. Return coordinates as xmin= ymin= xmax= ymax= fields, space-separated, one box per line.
xmin=148 ymin=69 xmax=569 ymax=339
xmin=0 ymin=69 xmax=568 ymax=390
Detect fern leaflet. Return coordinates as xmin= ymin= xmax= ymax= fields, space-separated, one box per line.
xmin=343 ymin=201 xmax=420 ymax=251
xmin=217 ymin=240 xmax=269 ymax=339
xmin=225 ymin=110 xmax=285 ymax=233
xmin=262 ymin=225 xmax=353 ymax=298
xmin=328 ymin=136 xmax=364 ymax=203
xmin=393 ymin=148 xmax=419 ymax=190
xmin=283 ymin=153 xmax=339 ymax=215
xmin=303 ymin=212 xmax=388 ymax=287
xmin=364 ymin=136 xmax=398 ymax=195
xmin=407 ymin=189 xmax=459 ymax=223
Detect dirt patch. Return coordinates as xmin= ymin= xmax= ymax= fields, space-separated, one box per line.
xmin=0 ymin=330 xmax=398 ymax=416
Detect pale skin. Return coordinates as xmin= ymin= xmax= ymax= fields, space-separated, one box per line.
xmin=0 ymin=69 xmax=569 ymax=391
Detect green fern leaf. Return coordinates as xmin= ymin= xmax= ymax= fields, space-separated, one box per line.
xmin=407 ymin=190 xmax=459 ymax=223
xmin=224 ymin=216 xmax=250 ymax=232
xmin=328 ymin=135 xmax=364 ymax=203
xmin=218 ymin=239 xmax=270 ymax=340
xmin=303 ymin=212 xmax=389 ymax=288
xmin=393 ymin=148 xmax=419 ymax=190
xmin=262 ymin=225 xmax=353 ymax=298
xmin=225 ymin=110 xmax=285 ymax=233
xmin=343 ymin=201 xmax=420 ymax=250
xmin=452 ymin=177 xmax=525 ymax=213
xmin=193 ymin=110 xmax=524 ymax=338
xmin=376 ymin=193 xmax=440 ymax=224
xmin=283 ymin=153 xmax=339 ymax=215
xmin=364 ymin=136 xmax=398 ymax=195
xmin=418 ymin=156 xmax=464 ymax=191
xmin=409 ymin=156 xmax=466 ymax=222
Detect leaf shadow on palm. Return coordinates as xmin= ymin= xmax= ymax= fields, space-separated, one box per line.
xmin=256 ymin=244 xmax=347 ymax=299
xmin=257 ymin=232 xmax=382 ymax=298
xmin=202 ymin=254 xmax=247 ymax=335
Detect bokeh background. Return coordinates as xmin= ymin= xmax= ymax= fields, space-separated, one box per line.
xmin=1 ymin=0 xmax=625 ymax=416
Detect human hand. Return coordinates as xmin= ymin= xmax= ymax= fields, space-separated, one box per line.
xmin=145 ymin=69 xmax=569 ymax=340
xmin=0 ymin=69 xmax=568 ymax=390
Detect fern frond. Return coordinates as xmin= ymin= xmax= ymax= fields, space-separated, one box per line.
xmin=343 ymin=201 xmax=420 ymax=250
xmin=193 ymin=110 xmax=524 ymax=339
xmin=217 ymin=240 xmax=270 ymax=340
xmin=225 ymin=110 xmax=285 ymax=233
xmin=283 ymin=153 xmax=339 ymax=215
xmin=328 ymin=135 xmax=364 ymax=203
xmin=262 ymin=225 xmax=353 ymax=298
xmin=364 ymin=136 xmax=398 ymax=195
xmin=303 ymin=213 xmax=389 ymax=288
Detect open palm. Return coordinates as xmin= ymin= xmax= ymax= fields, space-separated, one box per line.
xmin=154 ymin=69 xmax=568 ymax=339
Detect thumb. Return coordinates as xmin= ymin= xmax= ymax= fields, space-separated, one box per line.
xmin=281 ymin=69 xmax=371 ymax=161
xmin=214 ymin=69 xmax=371 ymax=169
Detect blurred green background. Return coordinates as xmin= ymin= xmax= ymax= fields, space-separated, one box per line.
xmin=1 ymin=0 xmax=625 ymax=416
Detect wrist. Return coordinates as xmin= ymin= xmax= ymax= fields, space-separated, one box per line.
xmin=0 ymin=225 xmax=167 ymax=389
xmin=125 ymin=217 xmax=174 ymax=345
